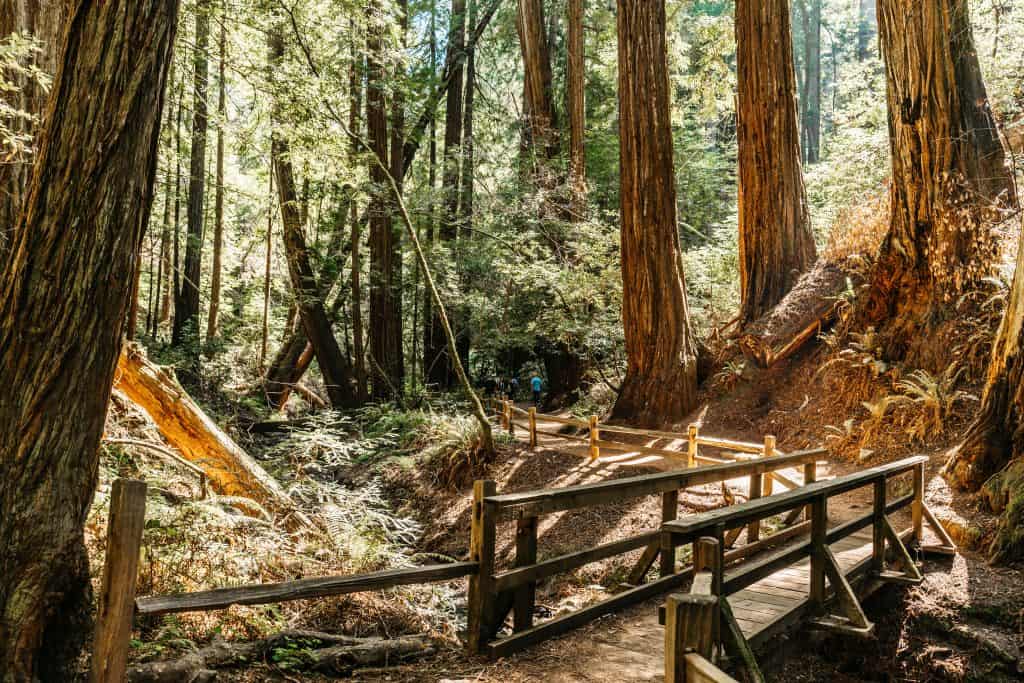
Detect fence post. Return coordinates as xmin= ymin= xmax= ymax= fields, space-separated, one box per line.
xmin=809 ymin=494 xmax=827 ymax=612
xmin=872 ymin=477 xmax=886 ymax=574
xmin=912 ymin=462 xmax=924 ymax=545
xmin=761 ymin=435 xmax=776 ymax=496
xmin=589 ymin=415 xmax=600 ymax=461
xmin=803 ymin=460 xmax=817 ymax=522
xmin=687 ymin=424 xmax=699 ymax=468
xmin=659 ymin=490 xmax=680 ymax=576
xmin=528 ymin=407 xmax=538 ymax=449
xmin=664 ymin=592 xmax=717 ymax=683
xmin=747 ymin=471 xmax=762 ymax=542
xmin=505 ymin=401 xmax=514 ymax=436
xmin=467 ymin=479 xmax=497 ymax=654
xmin=513 ymin=516 xmax=539 ymax=631
xmin=91 ymin=479 xmax=147 ymax=683
xmin=693 ymin=535 xmax=723 ymax=650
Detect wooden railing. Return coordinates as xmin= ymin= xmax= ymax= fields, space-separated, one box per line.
xmin=660 ymin=456 xmax=944 ymax=682
xmin=490 ymin=398 xmax=777 ymax=468
xmin=465 ymin=448 xmax=826 ymax=658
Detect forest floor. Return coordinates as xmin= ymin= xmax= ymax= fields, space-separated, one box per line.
xmin=104 ymin=340 xmax=1024 ymax=681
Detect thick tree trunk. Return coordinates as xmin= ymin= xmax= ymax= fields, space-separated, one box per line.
xmin=0 ymin=0 xmax=177 ymax=677
xmin=865 ymin=0 xmax=1016 ymax=363
xmin=517 ymin=0 xmax=558 ymax=166
xmin=0 ymin=0 xmax=67 ymax=259
xmin=611 ymin=0 xmax=699 ymax=428
xmin=207 ymin=14 xmax=226 ymax=344
xmin=173 ymin=0 xmax=210 ymax=349
xmin=426 ymin=0 xmax=467 ymax=390
xmin=269 ymin=27 xmax=356 ymax=409
xmin=567 ymin=0 xmax=586 ymax=222
xmin=736 ymin=0 xmax=817 ymax=326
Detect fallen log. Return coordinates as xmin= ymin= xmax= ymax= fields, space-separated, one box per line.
xmin=127 ymin=631 xmax=433 ymax=682
xmin=738 ymin=260 xmax=860 ymax=369
xmin=113 ymin=343 xmax=296 ymax=517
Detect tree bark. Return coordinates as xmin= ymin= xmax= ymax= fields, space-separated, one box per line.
xmin=269 ymin=25 xmax=356 ymax=409
xmin=567 ymin=0 xmax=586 ymax=222
xmin=426 ymin=0 xmax=467 ymax=390
xmin=0 ymin=0 xmax=177 ymax=677
xmin=422 ymin=0 xmax=439 ymax=389
xmin=207 ymin=11 xmax=227 ymax=344
xmin=865 ymin=0 xmax=1016 ymax=363
xmin=0 ymin=0 xmax=67 ymax=259
xmin=736 ymin=0 xmax=817 ymax=326
xmin=799 ymin=0 xmax=821 ymax=163
xmin=349 ymin=24 xmax=368 ymax=402
xmin=610 ymin=0 xmax=699 ymax=428
xmin=173 ymin=0 xmax=210 ymax=349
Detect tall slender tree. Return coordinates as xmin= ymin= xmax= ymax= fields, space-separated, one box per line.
xmin=207 ymin=8 xmax=227 ymax=343
xmin=736 ymin=0 xmax=816 ymax=325
xmin=173 ymin=0 xmax=210 ymax=348
xmin=796 ymin=0 xmax=821 ymax=163
xmin=349 ymin=24 xmax=368 ymax=401
xmin=567 ymin=0 xmax=586 ymax=222
xmin=611 ymin=0 xmax=699 ymax=427
xmin=0 ymin=0 xmax=177 ymax=675
xmin=865 ymin=0 xmax=1016 ymax=362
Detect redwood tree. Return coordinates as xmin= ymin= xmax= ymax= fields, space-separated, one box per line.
xmin=207 ymin=11 xmax=227 ymax=343
xmin=864 ymin=0 xmax=1015 ymax=363
xmin=173 ymin=0 xmax=210 ymax=348
xmin=567 ymin=0 xmax=586 ymax=222
xmin=736 ymin=0 xmax=816 ymax=325
xmin=611 ymin=0 xmax=699 ymax=427
xmin=0 ymin=0 xmax=177 ymax=676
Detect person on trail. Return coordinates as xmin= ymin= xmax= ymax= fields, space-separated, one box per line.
xmin=510 ymin=377 xmax=520 ymax=400
xmin=530 ymin=374 xmax=542 ymax=408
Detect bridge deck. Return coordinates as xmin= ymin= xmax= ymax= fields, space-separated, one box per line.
xmin=730 ymin=528 xmax=875 ymax=647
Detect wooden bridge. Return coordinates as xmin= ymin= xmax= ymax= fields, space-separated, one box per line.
xmin=91 ymin=412 xmax=956 ymax=682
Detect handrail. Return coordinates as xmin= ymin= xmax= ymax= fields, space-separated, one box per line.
xmin=487 ymin=448 xmax=825 ymax=519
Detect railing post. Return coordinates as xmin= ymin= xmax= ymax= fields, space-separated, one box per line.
xmin=912 ymin=462 xmax=924 ymax=545
xmin=809 ymin=494 xmax=827 ymax=612
xmin=660 ymin=490 xmax=680 ymax=576
xmin=589 ymin=415 xmax=600 ymax=461
xmin=664 ymin=592 xmax=717 ymax=683
xmin=505 ymin=401 xmax=514 ymax=436
xmin=467 ymin=479 xmax=497 ymax=654
xmin=687 ymin=424 xmax=699 ymax=468
xmin=91 ymin=479 xmax=147 ymax=683
xmin=803 ymin=460 xmax=817 ymax=522
xmin=747 ymin=471 xmax=762 ymax=542
xmin=528 ymin=407 xmax=538 ymax=449
xmin=872 ymin=477 xmax=886 ymax=574
xmin=693 ymin=535 xmax=723 ymax=650
xmin=761 ymin=435 xmax=776 ymax=496
xmin=513 ymin=516 xmax=539 ymax=632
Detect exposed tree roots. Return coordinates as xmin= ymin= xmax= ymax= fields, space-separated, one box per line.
xmin=127 ymin=630 xmax=434 ymax=682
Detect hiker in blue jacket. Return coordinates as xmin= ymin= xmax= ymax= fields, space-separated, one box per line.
xmin=530 ymin=374 xmax=542 ymax=408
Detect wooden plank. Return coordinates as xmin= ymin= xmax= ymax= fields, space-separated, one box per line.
xmin=533 ymin=428 xmax=589 ymax=443
xmin=720 ymin=598 xmax=766 ymax=683
xmin=722 ymin=540 xmax=812 ymax=595
xmin=912 ymin=462 xmax=924 ymax=543
xmin=486 ymin=568 xmax=695 ymax=659
xmin=532 ymin=412 xmax=588 ymax=427
xmin=661 ymin=490 xmax=680 ymax=576
xmin=922 ymin=502 xmax=958 ymax=550
xmin=725 ymin=521 xmax=810 ymax=566
xmin=626 ymin=540 xmax=661 ymax=586
xmin=467 ymin=480 xmax=497 ymax=653
xmin=684 ymin=653 xmax=740 ymax=683
xmin=489 ymin=449 xmax=827 ymax=519
xmin=513 ymin=516 xmax=538 ymax=632
xmin=137 ymin=561 xmax=479 ymax=616
xmin=92 ymin=479 xmax=148 ymax=683
xmin=809 ymin=495 xmax=827 ymax=610
xmin=872 ymin=479 xmax=886 ymax=574
xmin=493 ymin=530 xmax=659 ymax=592
xmin=665 ymin=593 xmax=718 ymax=682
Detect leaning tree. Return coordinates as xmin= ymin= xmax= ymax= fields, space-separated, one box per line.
xmin=736 ymin=0 xmax=817 ymax=325
xmin=610 ymin=0 xmax=699 ymax=427
xmin=0 ymin=0 xmax=177 ymax=678
xmin=864 ymin=0 xmax=1015 ymax=364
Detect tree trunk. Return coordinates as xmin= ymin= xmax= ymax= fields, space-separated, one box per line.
xmin=422 ymin=0 xmax=438 ymax=389
xmin=865 ymin=0 xmax=1016 ymax=364
xmin=269 ymin=26 xmax=356 ymax=409
xmin=173 ymin=0 xmax=210 ymax=349
xmin=857 ymin=0 xmax=876 ymax=61
xmin=517 ymin=0 xmax=560 ymax=206
xmin=736 ymin=0 xmax=817 ymax=326
xmin=567 ymin=0 xmax=586 ymax=222
xmin=426 ymin=0 xmax=467 ymax=390
xmin=0 ymin=0 xmax=67 ymax=260
xmin=611 ymin=0 xmax=699 ymax=428
xmin=207 ymin=12 xmax=227 ymax=344
xmin=171 ymin=83 xmax=184 ymax=328
xmin=259 ymin=168 xmax=273 ymax=369
xmin=0 ymin=0 xmax=177 ymax=677
xmin=349 ymin=24 xmax=368 ymax=402
xmin=800 ymin=0 xmax=821 ymax=163
xmin=460 ymin=0 xmax=476 ymax=236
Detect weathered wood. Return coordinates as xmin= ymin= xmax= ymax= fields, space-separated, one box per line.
xmin=912 ymin=462 xmax=924 ymax=543
xmin=748 ymin=470 xmax=763 ymax=542
xmin=136 ymin=562 xmax=477 ymax=616
xmin=487 ymin=569 xmax=695 ymax=659
xmin=683 ymin=653 xmax=740 ymax=683
xmin=921 ymin=502 xmax=958 ymax=552
xmin=661 ymin=490 xmax=680 ymax=576
xmin=528 ymin=407 xmax=538 ymax=449
xmin=92 ymin=480 xmax=148 ymax=683
xmin=872 ymin=478 xmax=886 ymax=574
xmin=627 ymin=539 xmax=662 ymax=586
xmin=589 ymin=415 xmax=601 ymax=460
xmin=688 ymin=424 xmax=699 ymax=468
xmin=467 ymin=480 xmax=497 ymax=653
xmin=665 ymin=593 xmax=718 ymax=682
xmin=720 ymin=598 xmax=765 ymax=683
xmin=513 ymin=516 xmax=539 ymax=632
xmin=809 ymin=495 xmax=827 ymax=610
xmin=820 ymin=545 xmax=872 ymax=630
xmin=761 ymin=436 xmax=777 ymax=496
xmin=881 ymin=515 xmax=923 ymax=583
xmin=490 ymin=449 xmax=826 ymax=519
